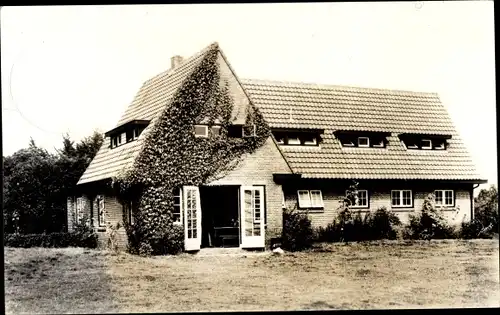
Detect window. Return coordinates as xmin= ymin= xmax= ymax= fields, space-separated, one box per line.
xmin=194 ymin=125 xmax=208 ymax=137
xmin=391 ymin=190 xmax=413 ymax=208
xmin=358 ymin=137 xmax=370 ymax=147
xmin=173 ymin=188 xmax=182 ymax=225
xmin=96 ymin=195 xmax=105 ymax=227
xmin=211 ymin=125 xmax=221 ymax=136
xmin=435 ymin=190 xmax=454 ymax=207
xmin=112 ymin=137 xmax=118 ymax=148
xmin=76 ymin=197 xmax=84 ymax=221
xmin=123 ymin=201 xmax=135 ymax=225
xmin=336 ymin=132 xmax=387 ymax=148
xmin=433 ymin=140 xmax=446 ymax=150
xmin=272 ymin=131 xmax=320 ymax=146
xmin=421 ymin=139 xmax=432 ymax=150
xmin=287 ymin=136 xmax=301 ymax=145
xmin=243 ymin=125 xmax=257 ymax=137
xmin=297 ymin=190 xmax=324 ymax=208
xmin=349 ymin=190 xmax=369 ymax=208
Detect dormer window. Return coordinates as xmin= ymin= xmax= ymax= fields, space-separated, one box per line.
xmin=399 ymin=133 xmax=451 ymax=150
xmin=194 ymin=125 xmax=208 ymax=138
xmin=335 ymin=131 xmax=389 ymax=148
xmin=272 ymin=129 xmax=322 ymax=146
xmin=105 ymin=119 xmax=150 ymax=149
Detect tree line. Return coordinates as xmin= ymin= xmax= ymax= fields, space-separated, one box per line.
xmin=3 ymin=131 xmax=104 ymax=234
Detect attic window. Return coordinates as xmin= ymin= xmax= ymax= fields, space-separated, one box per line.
xmin=421 ymin=139 xmax=432 ymax=150
xmin=194 ymin=125 xmax=208 ymax=138
xmin=243 ymin=125 xmax=256 ymax=137
xmin=272 ymin=130 xmax=321 ymax=146
xmin=335 ymin=131 xmax=388 ymax=148
xmin=358 ymin=137 xmax=369 ymax=147
xmin=399 ymin=134 xmax=450 ymax=150
xmin=211 ymin=125 xmax=221 ymax=136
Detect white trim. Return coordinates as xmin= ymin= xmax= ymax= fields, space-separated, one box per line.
xmin=372 ymin=140 xmax=385 ymax=148
xmin=435 ymin=190 xmax=454 ymax=207
xmin=287 ymin=136 xmax=301 ymax=145
xmin=97 ymin=195 xmax=105 ymax=227
xmin=183 ymin=186 xmax=201 ymax=251
xmin=194 ymin=125 xmax=208 ymax=138
xmin=297 ymin=190 xmax=323 ymax=209
xmin=391 ymin=190 xmax=413 ymax=208
xmin=421 ymin=139 xmax=432 ymax=150
xmin=358 ymin=136 xmax=370 ymax=147
xmin=349 ymin=190 xmax=369 ymax=208
xmin=303 ymin=137 xmax=317 ymax=146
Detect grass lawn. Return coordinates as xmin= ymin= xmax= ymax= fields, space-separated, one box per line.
xmin=4 ymin=239 xmax=499 ymax=313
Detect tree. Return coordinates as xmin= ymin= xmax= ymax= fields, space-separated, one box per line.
xmin=474 ymin=185 xmax=499 ymax=234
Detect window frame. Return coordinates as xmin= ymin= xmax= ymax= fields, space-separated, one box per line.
xmin=97 ymin=195 xmax=106 ymax=227
xmin=297 ymin=189 xmax=324 ymax=209
xmin=173 ymin=187 xmax=183 ymax=225
xmin=358 ymin=137 xmax=370 ymax=148
xmin=435 ymin=190 xmax=455 ymax=207
xmin=348 ymin=189 xmax=369 ymax=209
xmin=211 ymin=125 xmax=221 ymax=136
xmin=194 ymin=125 xmax=209 ymax=138
xmin=242 ymin=124 xmax=257 ymax=137
xmin=391 ymin=190 xmax=413 ymax=208
xmin=421 ymin=139 xmax=432 ymax=150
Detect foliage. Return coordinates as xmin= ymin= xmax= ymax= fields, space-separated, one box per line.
xmin=4 ymin=232 xmax=98 ymax=248
xmin=114 ymin=44 xmax=269 ymax=255
xmin=3 ymin=131 xmax=104 ymax=234
xmin=473 ymin=185 xmax=499 ymax=236
xmin=106 ymin=222 xmax=122 ymax=253
xmin=402 ymin=194 xmax=457 ymax=240
xmin=282 ymin=207 xmax=314 ymax=251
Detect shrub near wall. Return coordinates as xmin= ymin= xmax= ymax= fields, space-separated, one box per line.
xmin=282 ymin=207 xmax=314 ymax=251
xmin=4 ymin=232 xmax=98 ymax=248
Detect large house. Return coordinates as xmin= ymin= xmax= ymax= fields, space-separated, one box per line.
xmin=67 ymin=42 xmax=486 ymax=251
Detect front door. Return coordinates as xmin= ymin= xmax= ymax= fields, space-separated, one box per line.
xmin=240 ymin=186 xmax=265 ymax=248
xmin=183 ymin=186 xmax=201 ymax=251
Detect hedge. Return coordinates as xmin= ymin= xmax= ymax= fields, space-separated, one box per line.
xmin=4 ymin=231 xmax=98 ymax=248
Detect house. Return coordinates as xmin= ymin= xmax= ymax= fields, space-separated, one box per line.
xmin=67 ymin=42 xmax=486 ymax=251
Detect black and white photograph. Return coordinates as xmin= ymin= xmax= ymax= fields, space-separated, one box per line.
xmin=2 ymin=2 xmax=498 ymax=313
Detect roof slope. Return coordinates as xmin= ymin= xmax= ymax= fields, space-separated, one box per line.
xmin=78 ymin=43 xmax=218 ymax=185
xmin=241 ymin=79 xmax=484 ymax=181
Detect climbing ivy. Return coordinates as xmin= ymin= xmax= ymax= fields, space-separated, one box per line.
xmin=114 ymin=44 xmax=270 ymax=255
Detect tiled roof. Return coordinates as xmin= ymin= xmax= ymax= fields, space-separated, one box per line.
xmin=241 ymin=79 xmax=484 ymax=181
xmin=78 ymin=44 xmax=485 ymax=185
xmin=78 ymin=43 xmax=218 ymax=185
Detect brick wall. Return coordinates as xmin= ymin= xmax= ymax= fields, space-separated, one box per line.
xmin=67 ymin=192 xmax=128 ymax=250
xmin=283 ymin=181 xmax=473 ymax=227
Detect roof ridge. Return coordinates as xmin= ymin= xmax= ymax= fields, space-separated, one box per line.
xmin=240 ymin=78 xmax=439 ymax=97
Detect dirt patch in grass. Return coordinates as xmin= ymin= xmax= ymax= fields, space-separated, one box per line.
xmin=5 ymin=240 xmax=499 ymax=313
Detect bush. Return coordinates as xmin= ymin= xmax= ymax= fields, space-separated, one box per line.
xmin=459 ymin=219 xmax=496 ymax=239
xmin=282 ymin=207 xmax=314 ymax=251
xmin=402 ymin=194 xmax=457 ymax=240
xmin=126 ymin=222 xmax=184 ymax=256
xmin=4 ymin=231 xmax=98 ymax=248
xmin=315 ymin=207 xmax=401 ymax=243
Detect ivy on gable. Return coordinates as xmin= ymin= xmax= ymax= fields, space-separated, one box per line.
xmin=113 ymin=44 xmax=270 ymax=255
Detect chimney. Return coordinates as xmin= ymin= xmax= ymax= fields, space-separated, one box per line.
xmin=171 ymin=55 xmax=184 ymax=69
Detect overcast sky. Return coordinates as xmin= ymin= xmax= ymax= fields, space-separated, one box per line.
xmin=1 ymin=2 xmax=496 ymax=189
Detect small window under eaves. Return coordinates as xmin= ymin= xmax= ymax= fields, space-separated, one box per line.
xmin=194 ymin=125 xmax=208 ymax=138
xmin=421 ymin=139 xmax=432 ymax=150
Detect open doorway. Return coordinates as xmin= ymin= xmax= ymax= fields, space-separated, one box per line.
xmin=199 ymin=185 xmax=240 ymax=248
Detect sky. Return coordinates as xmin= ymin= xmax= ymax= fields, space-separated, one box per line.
xmin=1 ymin=2 xmax=496 ymax=191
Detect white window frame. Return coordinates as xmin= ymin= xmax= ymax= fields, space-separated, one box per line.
xmin=173 ymin=188 xmax=183 ymax=225
xmin=287 ymin=136 xmax=301 ymax=145
xmin=76 ymin=197 xmax=84 ymax=220
xmin=372 ymin=139 xmax=385 ymax=148
xmin=358 ymin=137 xmax=370 ymax=147
xmin=421 ymin=139 xmax=432 ymax=150
xmin=97 ymin=195 xmax=106 ymax=227
xmin=434 ymin=141 xmax=446 ymax=150
xmin=435 ymin=190 xmax=454 ymax=207
xmin=194 ymin=125 xmax=208 ymax=138
xmin=303 ymin=136 xmax=317 ymax=146
xmin=211 ymin=125 xmax=221 ymax=136
xmin=242 ymin=124 xmax=257 ymax=137
xmin=342 ymin=139 xmax=355 ymax=147
xmin=349 ymin=190 xmax=369 ymax=208
xmin=297 ymin=190 xmax=324 ymax=209
xmin=391 ymin=190 xmax=413 ymax=208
